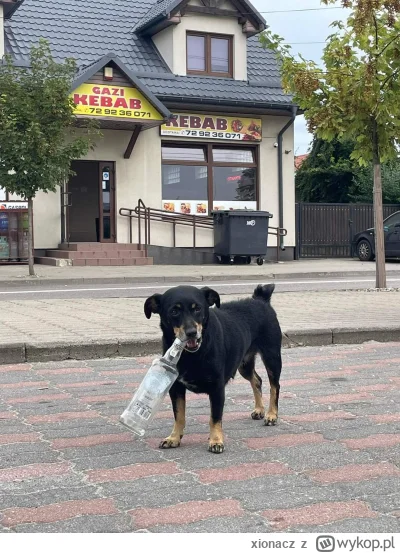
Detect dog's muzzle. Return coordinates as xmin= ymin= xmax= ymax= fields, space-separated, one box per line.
xmin=185 ymin=336 xmax=202 ymax=353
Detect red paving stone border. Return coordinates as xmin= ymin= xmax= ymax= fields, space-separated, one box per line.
xmin=196 ymin=462 xmax=292 ymax=483
xmin=0 ymin=462 xmax=72 ymax=482
xmin=26 ymin=411 xmax=102 ymax=424
xmin=87 ymin=462 xmax=180 ymax=483
xmin=283 ymin=411 xmax=356 ymax=423
xmin=52 ymin=434 xmax=134 ymax=449
xmin=312 ymin=392 xmax=374 ymax=404
xmin=0 ymin=433 xmax=40 ymax=445
xmin=1 ymin=499 xmax=118 ymax=527
xmin=342 ymin=434 xmax=400 ymax=449
xmin=262 ymin=501 xmax=377 ymax=530
xmin=308 ymin=463 xmax=400 ymax=484
xmin=246 ymin=433 xmax=325 ymax=450
xmin=129 ymin=499 xmax=244 ymax=529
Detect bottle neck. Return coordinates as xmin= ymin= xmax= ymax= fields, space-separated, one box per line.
xmin=162 ymin=338 xmax=186 ymax=368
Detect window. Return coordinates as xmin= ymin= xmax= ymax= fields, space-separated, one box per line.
xmin=385 ymin=211 xmax=400 ymax=229
xmin=187 ymin=33 xmax=232 ymax=77
xmin=162 ymin=144 xmax=257 ymax=215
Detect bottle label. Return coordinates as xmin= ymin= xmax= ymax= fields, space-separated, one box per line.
xmin=132 ymin=400 xmax=152 ymax=420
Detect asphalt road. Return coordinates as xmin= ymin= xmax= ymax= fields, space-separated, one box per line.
xmin=0 ymin=276 xmax=400 ymax=300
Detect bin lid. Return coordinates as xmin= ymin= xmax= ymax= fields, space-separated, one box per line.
xmin=212 ymin=210 xmax=272 ymax=218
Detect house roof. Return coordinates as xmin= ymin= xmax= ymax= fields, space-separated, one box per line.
xmin=72 ymin=54 xmax=172 ymax=120
xmin=133 ymin=0 xmax=266 ymax=35
xmin=295 ymin=154 xmax=308 ymax=171
xmin=4 ymin=0 xmax=293 ymax=110
xmin=1 ymin=0 xmax=24 ymax=19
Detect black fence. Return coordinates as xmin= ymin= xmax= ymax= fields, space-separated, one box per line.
xmin=296 ymin=203 xmax=400 ymax=258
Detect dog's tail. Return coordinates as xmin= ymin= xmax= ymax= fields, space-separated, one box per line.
xmin=253 ymin=283 xmax=275 ymax=303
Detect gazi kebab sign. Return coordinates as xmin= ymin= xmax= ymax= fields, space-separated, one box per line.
xmin=71 ymin=84 xmax=162 ymax=120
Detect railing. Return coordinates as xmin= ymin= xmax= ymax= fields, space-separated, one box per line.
xmin=119 ymin=199 xmax=287 ymax=262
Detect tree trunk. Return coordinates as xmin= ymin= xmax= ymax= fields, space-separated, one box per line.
xmin=372 ymin=119 xmax=386 ymax=289
xmin=27 ymin=196 xmax=36 ymax=277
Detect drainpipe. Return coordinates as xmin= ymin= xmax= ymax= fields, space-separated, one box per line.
xmin=277 ymin=105 xmax=298 ymax=250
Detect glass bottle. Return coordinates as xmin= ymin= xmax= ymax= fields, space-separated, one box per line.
xmin=120 ymin=338 xmax=186 ymax=436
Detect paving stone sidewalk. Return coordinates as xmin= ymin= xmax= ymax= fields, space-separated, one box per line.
xmin=0 ymin=290 xmax=399 ymax=347
xmin=1 ymin=258 xmax=400 ymax=286
xmin=0 ymin=342 xmax=399 ymax=533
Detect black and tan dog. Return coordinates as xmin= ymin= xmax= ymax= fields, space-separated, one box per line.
xmin=144 ymin=284 xmax=282 ymax=453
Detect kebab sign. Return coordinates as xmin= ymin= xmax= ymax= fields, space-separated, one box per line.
xmin=71 ymin=84 xmax=162 ymax=120
xmin=161 ymin=113 xmax=262 ymax=141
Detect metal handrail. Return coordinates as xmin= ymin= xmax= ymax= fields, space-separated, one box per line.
xmin=119 ymin=199 xmax=288 ymax=262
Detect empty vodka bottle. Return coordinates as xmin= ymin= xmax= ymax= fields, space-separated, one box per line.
xmin=119 ymin=338 xmax=186 ymax=436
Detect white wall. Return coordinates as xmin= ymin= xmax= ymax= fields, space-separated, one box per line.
xmin=33 ymin=117 xmax=295 ymax=251
xmin=152 ymin=27 xmax=174 ymax=72
xmin=33 ymin=189 xmax=61 ymax=249
xmin=259 ymin=115 xmax=295 ymax=248
xmin=152 ymin=10 xmax=248 ymax=80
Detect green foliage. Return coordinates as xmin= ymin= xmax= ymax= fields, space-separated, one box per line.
xmin=350 ymin=159 xmax=400 ymax=202
xmin=260 ymin=0 xmax=400 ymax=166
xmin=0 ymin=39 xmax=98 ymax=200
xmin=296 ymin=137 xmax=357 ymax=202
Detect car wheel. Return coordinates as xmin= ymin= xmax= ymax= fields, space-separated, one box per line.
xmin=357 ymin=239 xmax=373 ymax=261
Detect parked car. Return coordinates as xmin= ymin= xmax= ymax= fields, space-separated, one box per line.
xmin=353 ymin=211 xmax=400 ymax=261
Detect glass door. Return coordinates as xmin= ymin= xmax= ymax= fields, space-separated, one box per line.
xmin=99 ymin=161 xmax=115 ymax=242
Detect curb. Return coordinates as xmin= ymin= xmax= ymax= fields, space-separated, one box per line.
xmin=2 ymin=326 xmax=400 ymax=365
xmin=1 ymin=269 xmax=399 ymax=288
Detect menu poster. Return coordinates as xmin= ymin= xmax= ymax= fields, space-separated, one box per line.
xmin=162 ymin=201 xmax=257 ymax=216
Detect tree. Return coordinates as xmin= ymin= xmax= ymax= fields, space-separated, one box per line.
xmin=296 ymin=137 xmax=357 ymax=202
xmin=350 ymin=159 xmax=400 ymax=203
xmin=0 ymin=40 xmax=98 ymax=276
xmin=261 ymin=0 xmax=400 ymax=288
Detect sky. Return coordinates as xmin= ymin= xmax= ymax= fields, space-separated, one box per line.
xmin=251 ymin=0 xmax=349 ymax=155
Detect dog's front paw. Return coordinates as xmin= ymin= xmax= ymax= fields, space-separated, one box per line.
xmin=208 ymin=440 xmax=225 ymax=454
xmin=264 ymin=413 xmax=278 ymax=426
xmin=159 ymin=435 xmax=181 ymax=449
xmin=251 ymin=408 xmax=265 ymax=420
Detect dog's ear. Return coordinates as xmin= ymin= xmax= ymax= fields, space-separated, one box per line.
xmin=144 ymin=294 xmax=162 ymax=319
xmin=201 ymin=287 xmax=220 ymax=308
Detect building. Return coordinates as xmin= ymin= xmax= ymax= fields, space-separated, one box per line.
xmin=0 ymin=0 xmax=297 ymax=265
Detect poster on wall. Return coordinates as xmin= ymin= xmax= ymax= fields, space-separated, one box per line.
xmin=162 ymin=201 xmax=257 ymax=216
xmin=0 ymin=202 xmax=28 ymax=210
xmin=161 ymin=114 xmax=262 ymax=142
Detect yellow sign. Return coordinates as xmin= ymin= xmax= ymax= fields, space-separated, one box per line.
xmin=161 ymin=113 xmax=262 ymax=141
xmin=71 ymin=84 xmax=162 ymax=120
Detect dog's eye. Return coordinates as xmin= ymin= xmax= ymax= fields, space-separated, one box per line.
xmin=171 ymin=309 xmax=179 ymax=317
xmin=194 ymin=305 xmax=201 ymax=313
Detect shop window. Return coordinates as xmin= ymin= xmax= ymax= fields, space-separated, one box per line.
xmin=162 ymin=144 xmax=257 ymax=215
xmin=0 ymin=188 xmax=26 ymax=202
xmin=187 ymin=33 xmax=233 ymax=77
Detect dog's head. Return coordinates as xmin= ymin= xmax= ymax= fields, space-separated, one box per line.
xmin=144 ymin=286 xmax=220 ymax=353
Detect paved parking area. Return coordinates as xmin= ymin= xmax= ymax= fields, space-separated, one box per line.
xmin=0 ymin=342 xmax=399 ymax=533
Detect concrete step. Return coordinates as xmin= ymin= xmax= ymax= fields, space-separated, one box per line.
xmin=59 ymin=243 xmax=142 ymax=251
xmin=35 ymin=256 xmax=153 ymax=267
xmin=46 ymin=249 xmax=146 ymax=259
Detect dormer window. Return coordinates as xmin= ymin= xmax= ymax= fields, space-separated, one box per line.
xmin=187 ymin=32 xmax=233 ymax=78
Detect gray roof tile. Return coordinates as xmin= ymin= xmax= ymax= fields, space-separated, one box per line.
xmin=4 ymin=0 xmax=293 ymax=108
xmin=133 ymin=0 xmax=182 ymax=33
xmin=140 ymin=75 xmax=291 ymax=106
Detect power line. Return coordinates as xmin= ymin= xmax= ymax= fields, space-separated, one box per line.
xmin=259 ymin=7 xmax=344 ymax=14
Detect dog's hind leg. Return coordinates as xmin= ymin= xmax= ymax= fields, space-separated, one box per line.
xmin=258 ymin=346 xmax=282 ymax=426
xmin=239 ymin=354 xmax=265 ymax=420
xmin=159 ymin=382 xmax=186 ymax=449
